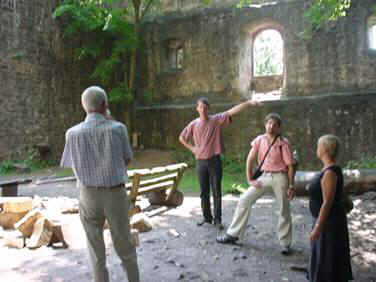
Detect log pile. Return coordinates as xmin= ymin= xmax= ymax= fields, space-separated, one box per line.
xmin=0 ymin=197 xmax=68 ymax=249
xmin=294 ymin=169 xmax=376 ymax=196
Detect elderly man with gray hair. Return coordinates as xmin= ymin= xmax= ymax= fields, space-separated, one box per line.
xmin=61 ymin=86 xmax=140 ymax=282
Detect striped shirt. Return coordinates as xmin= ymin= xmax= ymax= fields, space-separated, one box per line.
xmin=60 ymin=113 xmax=133 ymax=188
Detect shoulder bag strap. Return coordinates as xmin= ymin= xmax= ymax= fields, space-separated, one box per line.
xmin=257 ymin=135 xmax=280 ymax=171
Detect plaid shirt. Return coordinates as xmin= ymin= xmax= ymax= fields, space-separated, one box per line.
xmin=60 ymin=113 xmax=133 ymax=188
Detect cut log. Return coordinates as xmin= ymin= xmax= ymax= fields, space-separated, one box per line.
xmin=165 ymin=190 xmax=184 ymax=207
xmin=146 ymin=189 xmax=184 ymax=206
xmin=0 ymin=211 xmax=28 ymax=229
xmin=0 ymin=197 xmax=33 ymax=213
xmin=14 ymin=209 xmax=42 ymax=237
xmin=26 ymin=217 xmax=53 ymax=249
xmin=294 ymin=169 xmax=376 ymax=196
xmin=146 ymin=190 xmax=167 ymax=205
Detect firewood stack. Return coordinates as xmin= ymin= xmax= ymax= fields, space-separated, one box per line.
xmin=0 ymin=197 xmax=68 ymax=249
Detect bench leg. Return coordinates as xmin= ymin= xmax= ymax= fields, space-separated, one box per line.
xmin=2 ymin=184 xmax=18 ymax=197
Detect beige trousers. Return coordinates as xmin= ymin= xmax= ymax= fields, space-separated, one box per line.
xmin=227 ymin=172 xmax=292 ymax=247
xmin=79 ymin=186 xmax=140 ymax=282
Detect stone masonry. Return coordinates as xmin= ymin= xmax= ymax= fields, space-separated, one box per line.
xmin=0 ymin=0 xmax=94 ymax=161
xmin=134 ymin=0 xmax=376 ymax=168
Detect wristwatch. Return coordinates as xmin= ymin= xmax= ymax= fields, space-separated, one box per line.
xmin=288 ymin=184 xmax=294 ymax=189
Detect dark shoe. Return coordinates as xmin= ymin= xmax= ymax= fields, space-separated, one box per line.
xmin=197 ymin=219 xmax=212 ymax=226
xmin=281 ymin=245 xmax=292 ymax=255
xmin=216 ymin=233 xmax=239 ymax=245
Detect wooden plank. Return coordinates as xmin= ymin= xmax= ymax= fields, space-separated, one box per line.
xmin=137 ymin=180 xmax=174 ymax=195
xmin=166 ymin=169 xmax=184 ymax=202
xmin=129 ymin=174 xmax=141 ymax=202
xmin=125 ymin=173 xmax=178 ymax=189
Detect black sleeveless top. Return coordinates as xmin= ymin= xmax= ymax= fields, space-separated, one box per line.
xmin=308 ymin=165 xmax=344 ymax=218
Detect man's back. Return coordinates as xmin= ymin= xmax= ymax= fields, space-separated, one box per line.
xmin=61 ymin=113 xmax=133 ymax=187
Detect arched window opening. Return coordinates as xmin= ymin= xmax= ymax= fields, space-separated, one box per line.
xmin=368 ymin=15 xmax=376 ymax=50
xmin=250 ymin=28 xmax=284 ymax=101
xmin=253 ymin=29 xmax=283 ymax=77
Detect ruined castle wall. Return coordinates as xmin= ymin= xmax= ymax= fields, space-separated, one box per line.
xmin=139 ymin=0 xmax=376 ymax=100
xmin=0 ymin=0 xmax=93 ymax=161
xmin=135 ymin=0 xmax=376 ymax=168
xmin=135 ymin=92 xmax=376 ymax=169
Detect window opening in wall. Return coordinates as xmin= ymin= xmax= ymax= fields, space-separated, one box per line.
xmin=253 ymin=29 xmax=283 ymax=76
xmin=1 ymin=0 xmax=15 ymax=11
xmin=368 ymin=15 xmax=376 ymax=50
xmin=166 ymin=39 xmax=184 ymax=70
xmin=251 ymin=29 xmax=284 ymax=101
xmin=177 ymin=48 xmax=184 ymax=69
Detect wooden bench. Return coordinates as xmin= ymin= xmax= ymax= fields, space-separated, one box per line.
xmin=126 ymin=163 xmax=188 ymax=211
xmin=0 ymin=179 xmax=32 ymax=197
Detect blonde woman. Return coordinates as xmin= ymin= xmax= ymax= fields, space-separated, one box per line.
xmin=308 ymin=135 xmax=353 ymax=282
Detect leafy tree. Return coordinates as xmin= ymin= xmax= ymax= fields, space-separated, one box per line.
xmin=53 ymin=0 xmax=161 ymax=131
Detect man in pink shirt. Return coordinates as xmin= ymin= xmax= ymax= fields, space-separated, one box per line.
xmin=179 ymin=97 xmax=261 ymax=230
xmin=217 ymin=113 xmax=296 ymax=255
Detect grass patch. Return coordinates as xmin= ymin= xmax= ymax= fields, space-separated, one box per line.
xmin=179 ymin=156 xmax=248 ymax=195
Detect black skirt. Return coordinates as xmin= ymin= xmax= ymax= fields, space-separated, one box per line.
xmin=309 ymin=212 xmax=353 ymax=282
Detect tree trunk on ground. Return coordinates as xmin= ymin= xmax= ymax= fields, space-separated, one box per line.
xmin=294 ymin=169 xmax=376 ymax=196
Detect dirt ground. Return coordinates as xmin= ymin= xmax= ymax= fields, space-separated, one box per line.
xmin=1 ymin=150 xmax=376 ymax=282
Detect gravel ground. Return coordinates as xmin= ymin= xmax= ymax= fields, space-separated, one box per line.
xmin=1 ymin=177 xmax=375 ymax=282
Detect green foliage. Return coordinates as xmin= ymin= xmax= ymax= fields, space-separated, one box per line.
xmin=0 ymin=149 xmax=51 ymax=175
xmin=0 ymin=160 xmax=14 ymax=175
xmin=345 ymin=156 xmax=376 ymax=169
xmin=53 ymin=0 xmax=136 ymax=104
xmin=177 ymin=154 xmax=247 ymax=194
xmin=302 ymin=0 xmax=352 ymax=39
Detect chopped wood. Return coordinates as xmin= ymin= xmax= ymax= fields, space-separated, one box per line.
xmin=130 ymin=213 xmax=153 ymax=232
xmin=61 ymin=207 xmax=79 ymax=214
xmin=0 ymin=197 xmax=33 ymax=213
xmin=26 ymin=217 xmax=53 ymax=249
xmin=0 ymin=211 xmax=28 ymax=229
xmin=14 ymin=209 xmax=42 ymax=237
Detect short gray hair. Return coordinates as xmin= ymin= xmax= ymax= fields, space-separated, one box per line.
xmin=318 ymin=134 xmax=340 ymax=160
xmin=81 ymin=86 xmax=108 ymax=113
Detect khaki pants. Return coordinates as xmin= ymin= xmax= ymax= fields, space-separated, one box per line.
xmin=79 ymin=186 xmax=140 ymax=282
xmin=227 ymin=172 xmax=292 ymax=247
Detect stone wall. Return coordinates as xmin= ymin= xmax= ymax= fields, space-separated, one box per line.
xmin=0 ymin=0 xmax=93 ymax=162
xmin=133 ymin=0 xmax=376 ymax=168
xmin=139 ymin=0 xmax=376 ymax=100
xmin=135 ymin=91 xmax=376 ymax=169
